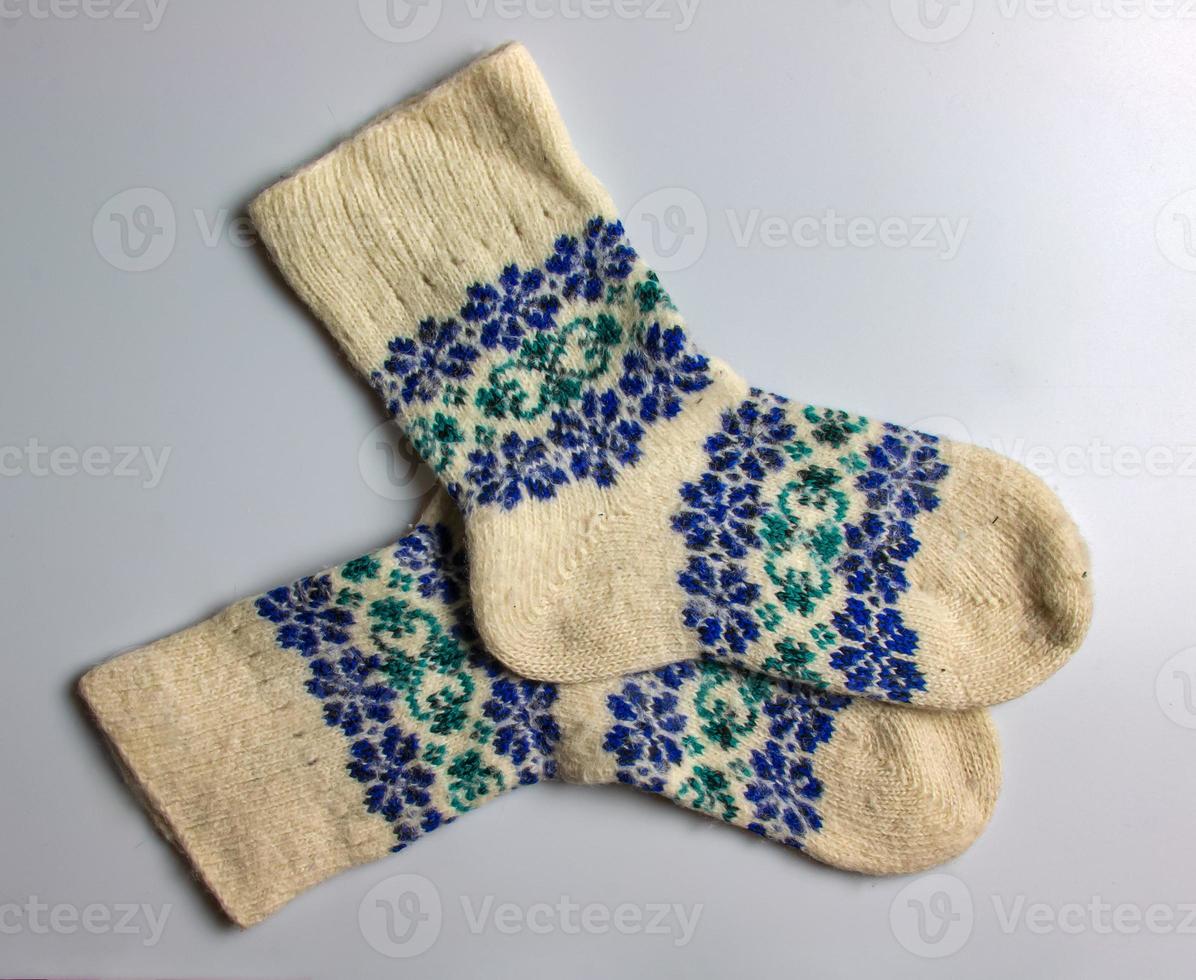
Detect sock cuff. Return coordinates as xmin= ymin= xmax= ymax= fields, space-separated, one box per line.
xmin=249 ymin=42 xmax=615 ymax=381
xmin=78 ymin=601 xmax=395 ymax=927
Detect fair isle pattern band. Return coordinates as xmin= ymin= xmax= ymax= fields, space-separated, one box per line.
xmin=673 ymin=390 xmax=949 ymax=703
xmin=254 ymin=522 xmax=849 ymax=852
xmin=255 ymin=524 xmax=560 ymax=850
xmin=604 ymin=663 xmax=849 ymax=845
xmin=368 ymin=217 xmax=713 ymax=510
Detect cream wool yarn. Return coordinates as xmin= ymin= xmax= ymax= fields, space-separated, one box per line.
xmin=79 ymin=490 xmax=1000 ymax=928
xmin=250 ymin=42 xmax=1092 ymax=707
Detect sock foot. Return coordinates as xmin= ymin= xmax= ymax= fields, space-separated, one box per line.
xmin=471 ymin=389 xmax=1092 ymax=710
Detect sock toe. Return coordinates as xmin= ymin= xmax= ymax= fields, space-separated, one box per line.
xmin=903 ymin=441 xmax=1093 ymax=709
xmin=806 ymin=700 xmax=1001 ymax=874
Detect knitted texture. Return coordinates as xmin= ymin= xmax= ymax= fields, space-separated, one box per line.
xmin=250 ymin=43 xmax=1092 ymax=706
xmin=79 ymin=491 xmax=1000 ymax=927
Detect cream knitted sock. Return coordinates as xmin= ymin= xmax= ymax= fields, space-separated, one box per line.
xmin=250 ymin=42 xmax=1091 ymax=708
xmin=79 ymin=490 xmax=999 ymax=927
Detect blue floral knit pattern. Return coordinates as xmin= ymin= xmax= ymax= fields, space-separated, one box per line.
xmin=603 ymin=660 xmax=850 ymax=846
xmin=255 ymin=523 xmax=559 ymax=851
xmin=253 ymin=515 xmax=855 ymax=852
xmin=672 ymin=391 xmax=949 ymax=703
xmin=369 ymin=217 xmax=712 ymax=510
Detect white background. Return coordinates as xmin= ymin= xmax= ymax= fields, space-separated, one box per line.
xmin=2 ymin=0 xmax=1194 ymax=976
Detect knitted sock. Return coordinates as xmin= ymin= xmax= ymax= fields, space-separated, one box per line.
xmin=250 ymin=42 xmax=1091 ymax=708
xmin=79 ymin=491 xmax=999 ymax=927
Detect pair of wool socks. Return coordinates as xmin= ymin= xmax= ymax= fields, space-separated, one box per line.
xmin=249 ymin=42 xmax=1092 ymax=708
xmin=79 ymin=41 xmax=1089 ymax=927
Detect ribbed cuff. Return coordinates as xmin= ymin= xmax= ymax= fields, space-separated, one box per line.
xmin=78 ymin=601 xmax=395 ymax=927
xmin=250 ymin=42 xmax=615 ymax=381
